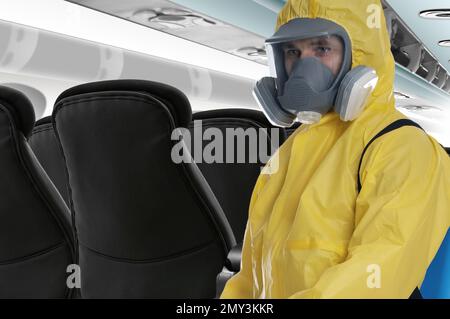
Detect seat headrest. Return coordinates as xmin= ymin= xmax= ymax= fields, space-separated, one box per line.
xmin=55 ymin=79 xmax=192 ymax=127
xmin=192 ymin=108 xmax=274 ymax=128
xmin=34 ymin=116 xmax=52 ymax=127
xmin=192 ymin=108 xmax=288 ymax=144
xmin=0 ymin=86 xmax=36 ymax=138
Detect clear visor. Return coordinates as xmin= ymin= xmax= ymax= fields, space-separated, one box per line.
xmin=266 ymin=35 xmax=345 ymax=80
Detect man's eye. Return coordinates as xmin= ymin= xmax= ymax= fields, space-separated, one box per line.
xmin=315 ymin=47 xmax=332 ymax=56
xmin=286 ymin=49 xmax=301 ymax=57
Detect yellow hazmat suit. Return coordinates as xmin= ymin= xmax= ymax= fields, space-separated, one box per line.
xmin=221 ymin=0 xmax=450 ymax=298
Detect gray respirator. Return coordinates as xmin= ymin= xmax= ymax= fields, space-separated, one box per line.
xmin=253 ymin=18 xmax=379 ymax=127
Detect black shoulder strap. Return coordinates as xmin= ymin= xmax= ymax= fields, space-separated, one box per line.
xmin=357 ymin=119 xmax=424 ymax=299
xmin=357 ymin=119 xmax=423 ymax=193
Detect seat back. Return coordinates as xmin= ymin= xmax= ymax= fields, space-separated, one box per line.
xmin=0 ymin=86 xmax=75 ymax=298
xmin=29 ymin=116 xmax=70 ymax=206
xmin=190 ymin=109 xmax=286 ymax=242
xmin=53 ymin=80 xmax=235 ymax=298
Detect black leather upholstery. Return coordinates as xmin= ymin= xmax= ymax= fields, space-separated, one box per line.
xmin=0 ymin=86 xmax=75 ymax=298
xmin=190 ymin=109 xmax=286 ymax=242
xmin=53 ymin=79 xmax=236 ymax=298
xmin=29 ymin=117 xmax=70 ymax=207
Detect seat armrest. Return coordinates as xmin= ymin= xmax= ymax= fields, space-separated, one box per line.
xmin=225 ymin=242 xmax=242 ymax=272
xmin=216 ymin=242 xmax=242 ymax=297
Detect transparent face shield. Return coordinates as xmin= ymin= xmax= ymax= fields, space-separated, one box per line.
xmin=267 ymin=35 xmax=346 ymax=94
xmin=254 ymin=18 xmax=355 ymax=127
xmin=266 ymin=35 xmax=347 ymax=124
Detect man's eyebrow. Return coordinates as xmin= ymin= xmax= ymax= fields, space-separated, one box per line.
xmin=282 ymin=43 xmax=297 ymax=49
xmin=311 ymin=38 xmax=331 ymax=45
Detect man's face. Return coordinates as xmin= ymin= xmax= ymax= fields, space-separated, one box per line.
xmin=282 ymin=35 xmax=344 ymax=77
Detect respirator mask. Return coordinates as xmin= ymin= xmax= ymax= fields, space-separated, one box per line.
xmin=253 ymin=18 xmax=379 ymax=127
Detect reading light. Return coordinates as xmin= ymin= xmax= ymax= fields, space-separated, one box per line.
xmin=438 ymin=40 xmax=450 ymax=47
xmin=419 ymin=9 xmax=450 ymax=19
xmin=397 ymin=104 xmax=442 ymax=112
xmin=394 ymin=92 xmax=411 ymax=100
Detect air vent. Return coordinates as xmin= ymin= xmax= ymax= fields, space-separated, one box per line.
xmin=230 ymin=47 xmax=267 ymax=63
xmin=132 ymin=8 xmax=216 ymax=30
xmin=237 ymin=47 xmax=266 ymax=57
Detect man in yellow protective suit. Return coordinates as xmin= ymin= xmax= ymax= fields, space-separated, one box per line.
xmin=221 ymin=0 xmax=450 ymax=299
